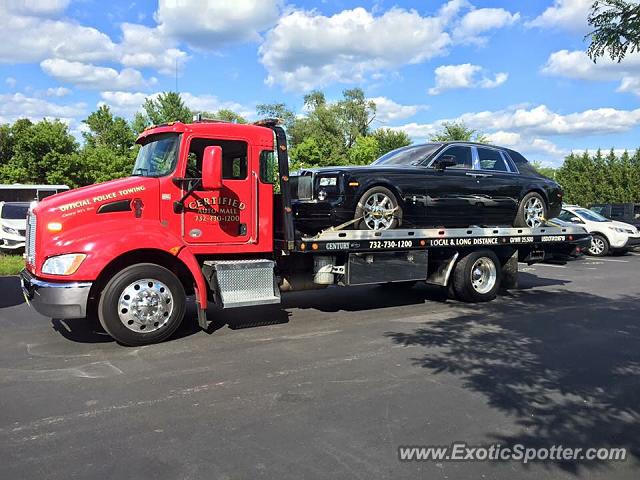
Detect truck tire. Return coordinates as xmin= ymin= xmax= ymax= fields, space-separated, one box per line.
xmin=354 ymin=186 xmax=401 ymax=231
xmin=452 ymin=250 xmax=501 ymax=302
xmin=587 ymin=233 xmax=609 ymax=256
xmin=98 ymin=263 xmax=186 ymax=346
xmin=514 ymin=192 xmax=547 ymax=228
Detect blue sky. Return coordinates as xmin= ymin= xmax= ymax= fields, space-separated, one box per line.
xmin=1 ymin=0 xmax=639 ymax=166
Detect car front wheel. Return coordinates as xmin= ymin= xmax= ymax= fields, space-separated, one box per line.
xmin=587 ymin=234 xmax=609 ymax=256
xmin=515 ymin=192 xmax=547 ymax=228
xmin=354 ymin=186 xmax=401 ymax=231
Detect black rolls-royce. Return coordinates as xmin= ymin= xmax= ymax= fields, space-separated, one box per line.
xmin=291 ymin=142 xmax=563 ymax=234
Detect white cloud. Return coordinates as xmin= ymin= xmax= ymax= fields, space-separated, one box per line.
xmin=455 ymin=8 xmax=520 ymax=44
xmin=485 ymin=131 xmax=567 ymax=158
xmin=429 ymin=64 xmax=508 ymax=95
xmin=527 ymin=0 xmax=592 ymax=32
xmin=0 ymin=92 xmax=85 ymax=125
xmin=41 ymin=59 xmax=153 ymax=91
xmin=369 ymin=97 xmax=428 ymax=124
xmin=0 ymin=3 xmax=188 ymax=80
xmin=46 ymin=87 xmax=72 ymax=97
xmin=99 ymin=91 xmax=254 ymax=120
xmin=261 ymin=7 xmax=451 ymax=91
xmin=119 ymin=23 xmax=189 ymax=75
xmin=0 ymin=4 xmax=117 ymax=64
xmin=3 ymin=0 xmax=71 ymax=17
xmin=5 ymin=77 xmax=17 ymax=88
xmin=260 ymin=1 xmax=519 ymax=91
xmin=542 ymin=49 xmax=640 ymax=95
xmin=156 ymin=0 xmax=283 ymax=49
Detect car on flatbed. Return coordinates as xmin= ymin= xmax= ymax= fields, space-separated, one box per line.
xmin=558 ymin=205 xmax=640 ymax=256
xmin=291 ymin=142 xmax=563 ymax=235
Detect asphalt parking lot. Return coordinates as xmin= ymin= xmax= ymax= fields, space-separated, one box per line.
xmin=1 ymin=253 xmax=640 ymax=479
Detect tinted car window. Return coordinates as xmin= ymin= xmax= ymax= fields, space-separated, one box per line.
xmin=558 ymin=210 xmax=580 ymax=223
xmin=438 ymin=146 xmax=472 ymax=169
xmin=1 ymin=204 xmax=29 ymax=219
xmin=477 ymin=148 xmax=508 ymax=172
xmin=372 ymin=144 xmax=441 ymax=166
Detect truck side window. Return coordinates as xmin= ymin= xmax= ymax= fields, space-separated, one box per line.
xmin=260 ymin=150 xmax=277 ymax=184
xmin=187 ymin=138 xmax=248 ymax=180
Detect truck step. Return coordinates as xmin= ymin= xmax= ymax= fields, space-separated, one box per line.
xmin=202 ymin=259 xmax=280 ymax=309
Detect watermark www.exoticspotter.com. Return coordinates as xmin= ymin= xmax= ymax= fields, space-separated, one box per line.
xmin=398 ymin=443 xmax=627 ymax=464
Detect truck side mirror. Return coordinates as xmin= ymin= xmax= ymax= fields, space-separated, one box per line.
xmin=201 ymin=146 xmax=223 ymax=190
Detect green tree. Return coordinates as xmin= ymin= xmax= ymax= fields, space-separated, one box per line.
xmin=348 ymin=136 xmax=380 ymax=165
xmin=531 ymin=161 xmax=558 ymax=179
xmin=256 ymin=103 xmax=297 ymax=131
xmin=0 ymin=119 xmax=78 ymax=185
xmin=429 ymin=121 xmax=488 ymax=143
xmin=372 ymin=128 xmax=412 ymax=157
xmin=587 ymin=0 xmax=640 ymax=62
xmin=133 ymin=92 xmax=192 ymax=133
xmin=213 ymin=109 xmax=248 ymax=124
xmin=83 ymin=105 xmax=136 ymax=155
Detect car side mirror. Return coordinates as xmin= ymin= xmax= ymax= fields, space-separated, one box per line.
xmin=434 ymin=155 xmax=457 ymax=171
xmin=201 ymin=146 xmax=223 ymax=190
xmin=570 ymin=216 xmax=583 ymax=224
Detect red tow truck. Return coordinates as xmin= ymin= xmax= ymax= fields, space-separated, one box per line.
xmin=21 ymin=119 xmax=591 ymax=346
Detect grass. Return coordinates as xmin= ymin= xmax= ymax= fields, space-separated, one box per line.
xmin=0 ymin=253 xmax=24 ymax=276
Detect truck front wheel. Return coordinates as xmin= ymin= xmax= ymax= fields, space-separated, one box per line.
xmin=98 ymin=263 xmax=186 ymax=346
xmin=452 ymin=250 xmax=501 ymax=302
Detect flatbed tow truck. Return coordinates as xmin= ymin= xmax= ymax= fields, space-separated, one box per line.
xmin=21 ymin=119 xmax=591 ymax=346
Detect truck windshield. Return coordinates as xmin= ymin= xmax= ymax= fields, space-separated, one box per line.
xmin=1 ymin=204 xmax=29 ymax=219
xmin=371 ymin=144 xmax=441 ymax=166
xmin=132 ymin=133 xmax=180 ymax=177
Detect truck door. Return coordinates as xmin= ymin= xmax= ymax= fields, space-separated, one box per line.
xmin=182 ymin=137 xmax=255 ymax=245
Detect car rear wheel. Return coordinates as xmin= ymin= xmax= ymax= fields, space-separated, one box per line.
xmin=587 ymin=234 xmax=609 ymax=256
xmin=515 ymin=192 xmax=547 ymax=228
xmin=354 ymin=186 xmax=401 ymax=231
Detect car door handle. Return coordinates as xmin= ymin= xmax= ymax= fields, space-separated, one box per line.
xmin=465 ymin=172 xmax=493 ymax=178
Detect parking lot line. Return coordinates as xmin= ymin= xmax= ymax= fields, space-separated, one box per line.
xmin=593 ymin=258 xmax=629 ymax=263
xmin=532 ymin=263 xmax=567 ymax=268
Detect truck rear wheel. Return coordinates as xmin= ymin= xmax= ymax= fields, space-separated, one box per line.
xmin=452 ymin=250 xmax=501 ymax=302
xmin=98 ymin=263 xmax=186 ymax=346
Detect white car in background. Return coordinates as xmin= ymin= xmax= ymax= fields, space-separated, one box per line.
xmin=558 ymin=205 xmax=640 ymax=256
xmin=0 ymin=202 xmax=30 ymax=252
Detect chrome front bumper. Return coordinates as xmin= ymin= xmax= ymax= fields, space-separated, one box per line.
xmin=20 ymin=269 xmax=92 ymax=319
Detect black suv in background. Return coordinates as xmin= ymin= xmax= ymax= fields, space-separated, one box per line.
xmin=590 ymin=203 xmax=640 ymax=229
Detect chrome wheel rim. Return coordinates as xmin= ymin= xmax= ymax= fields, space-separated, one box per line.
xmin=118 ymin=278 xmax=174 ymax=333
xmin=470 ymin=258 xmax=497 ymax=294
xmin=589 ymin=237 xmax=605 ymax=255
xmin=362 ymin=193 xmax=396 ymax=230
xmin=524 ymin=197 xmax=545 ymax=228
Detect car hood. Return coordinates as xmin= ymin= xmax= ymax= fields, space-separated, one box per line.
xmin=299 ymin=165 xmax=422 ymax=175
xmin=612 ymin=220 xmax=638 ymax=232
xmin=0 ymin=218 xmax=26 ymax=230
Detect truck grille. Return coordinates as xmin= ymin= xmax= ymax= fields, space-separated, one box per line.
xmin=25 ymin=212 xmax=36 ymax=265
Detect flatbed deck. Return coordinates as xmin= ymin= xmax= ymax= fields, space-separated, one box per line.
xmin=295 ymin=224 xmax=590 ymax=253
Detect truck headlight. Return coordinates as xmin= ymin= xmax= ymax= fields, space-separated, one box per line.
xmin=42 ymin=254 xmax=87 ymax=275
xmin=2 ymin=225 xmax=20 ymax=236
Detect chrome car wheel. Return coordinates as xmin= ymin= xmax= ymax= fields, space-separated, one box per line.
xmin=470 ymin=257 xmax=497 ymax=294
xmin=363 ymin=192 xmax=396 ymax=231
xmin=118 ymin=278 xmax=174 ymax=333
xmin=524 ymin=197 xmax=545 ymax=228
xmin=589 ymin=236 xmax=606 ymax=256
